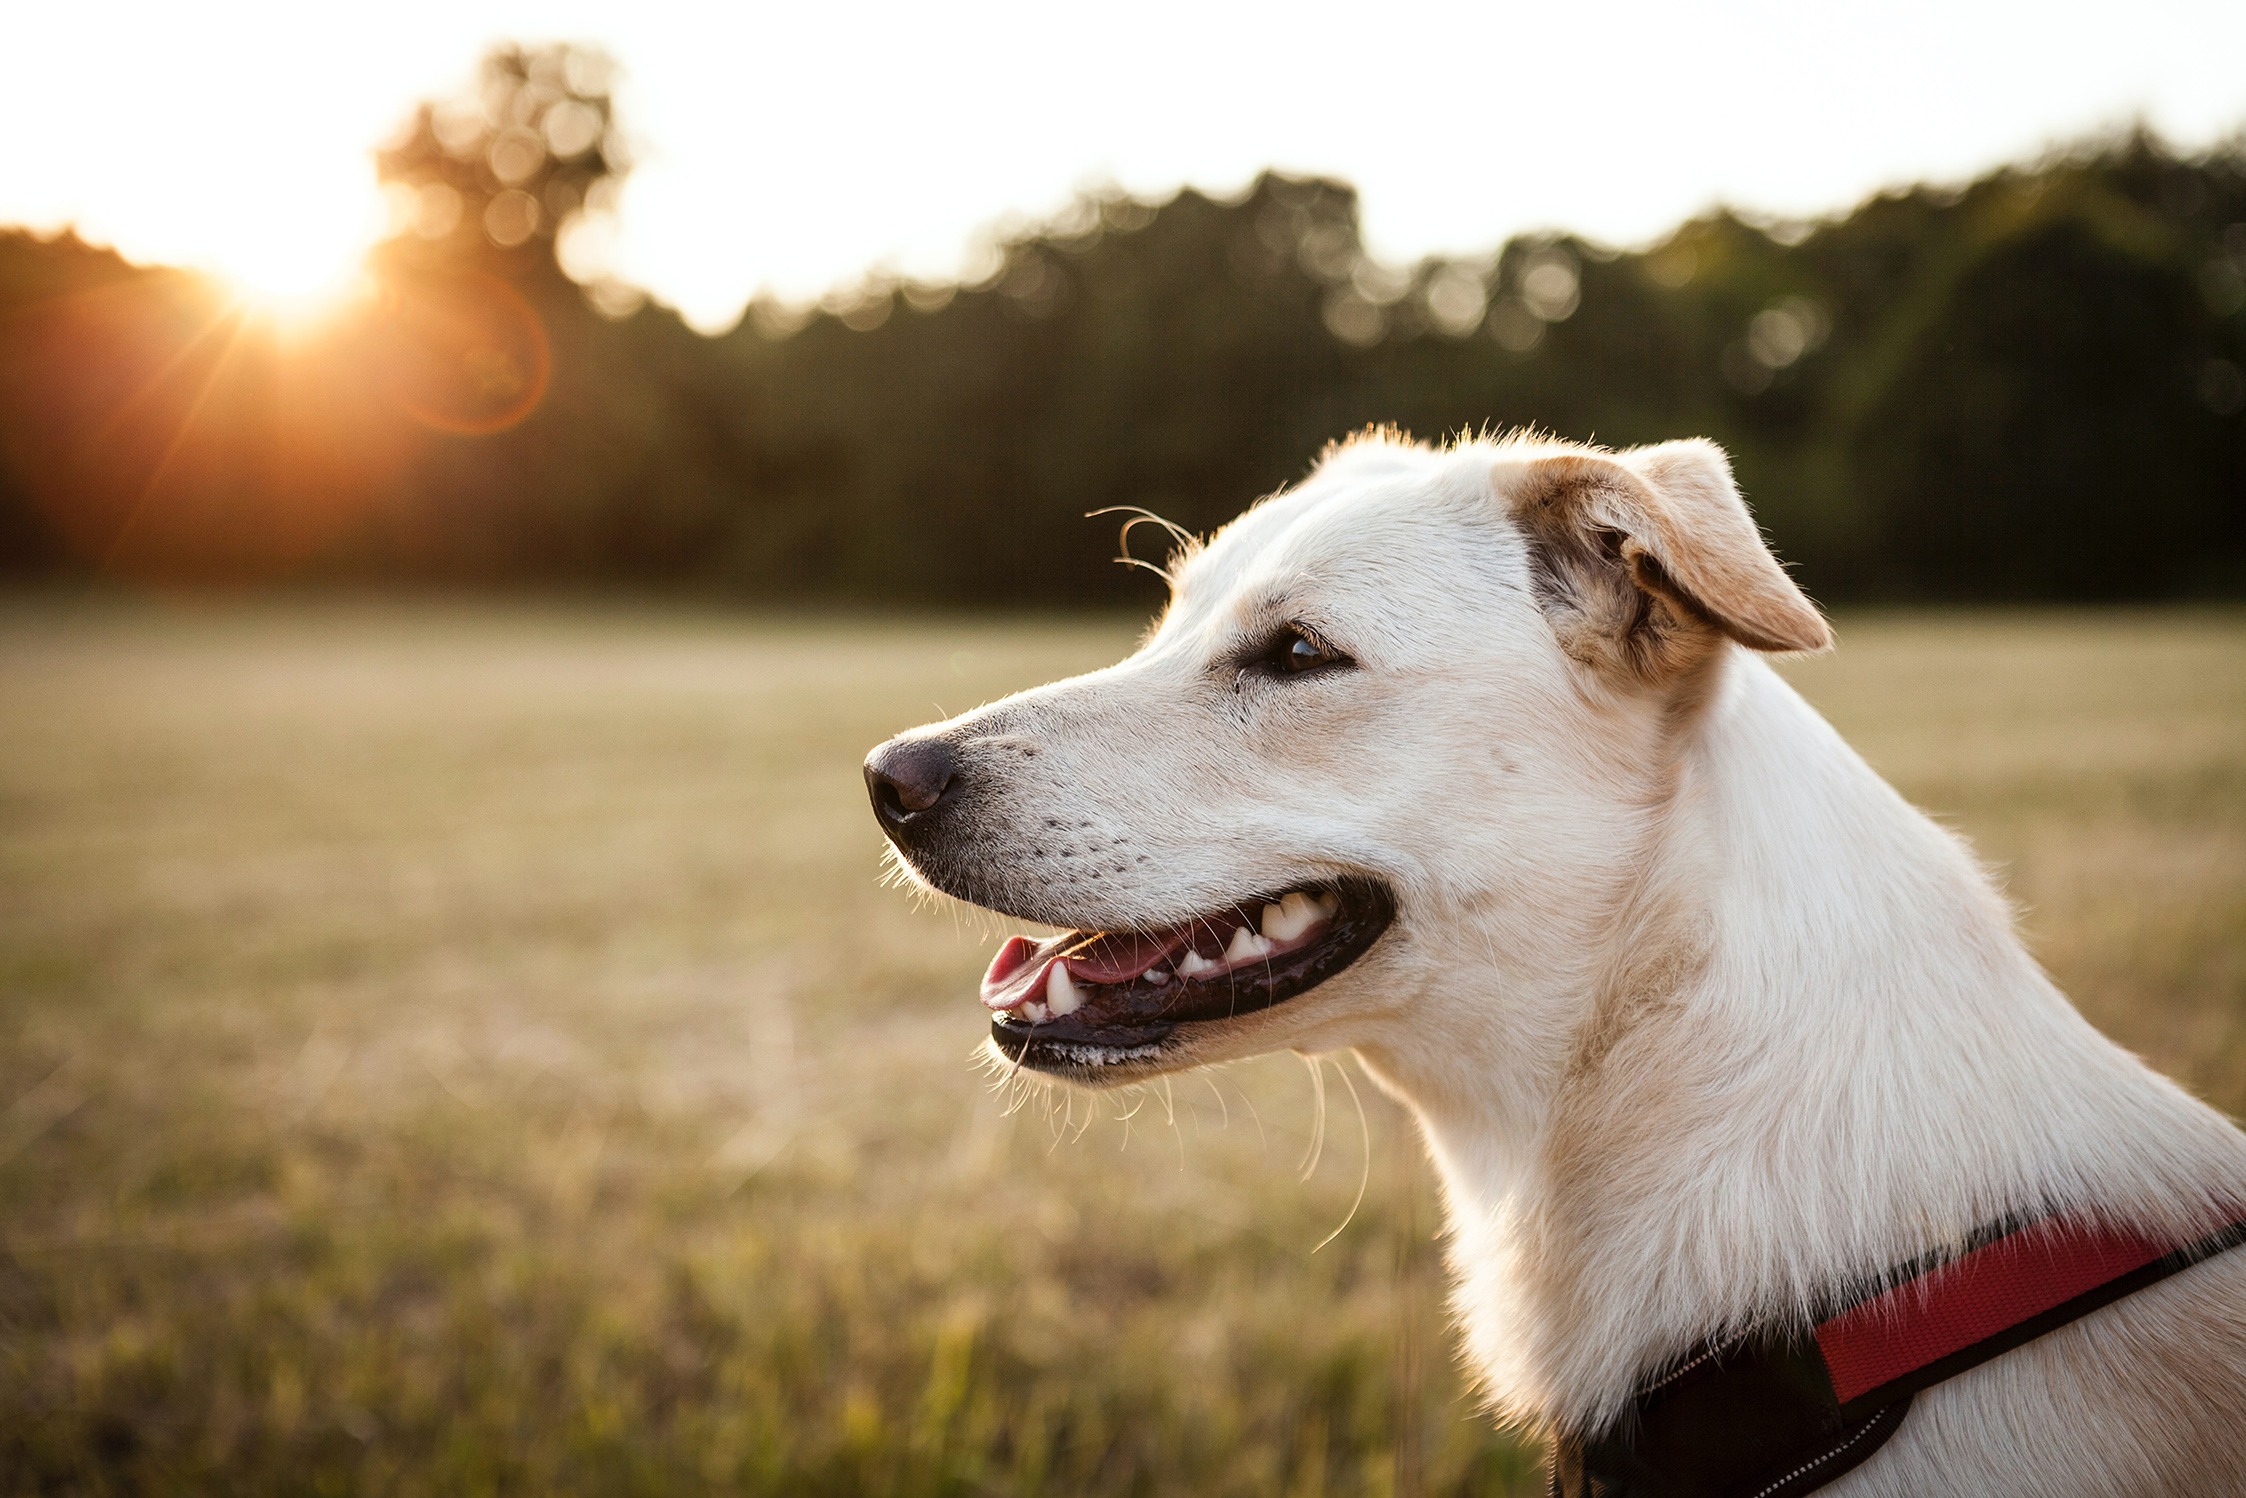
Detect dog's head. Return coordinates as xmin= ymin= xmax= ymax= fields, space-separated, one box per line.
xmin=865 ymin=433 xmax=1827 ymax=1085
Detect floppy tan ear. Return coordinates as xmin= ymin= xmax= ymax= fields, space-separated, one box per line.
xmin=1495 ymin=439 xmax=1829 ymax=680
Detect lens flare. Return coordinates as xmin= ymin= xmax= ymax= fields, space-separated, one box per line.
xmin=367 ymin=271 xmax=552 ymax=435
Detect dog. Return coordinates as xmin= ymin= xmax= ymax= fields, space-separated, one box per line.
xmin=864 ymin=432 xmax=2246 ymax=1496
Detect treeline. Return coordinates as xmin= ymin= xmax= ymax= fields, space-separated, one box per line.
xmin=1 ymin=45 xmax=2241 ymax=603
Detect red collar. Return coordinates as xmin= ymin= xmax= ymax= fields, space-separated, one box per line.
xmin=1553 ymin=1211 xmax=2246 ymax=1498
xmin=1815 ymin=1212 xmax=2241 ymax=1412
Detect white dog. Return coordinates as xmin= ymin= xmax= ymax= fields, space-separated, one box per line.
xmin=864 ymin=433 xmax=2246 ymax=1497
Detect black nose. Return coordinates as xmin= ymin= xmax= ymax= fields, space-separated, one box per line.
xmin=865 ymin=737 xmax=959 ymax=832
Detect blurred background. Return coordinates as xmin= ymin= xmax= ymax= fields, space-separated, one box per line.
xmin=1 ymin=3 xmax=2241 ymax=1494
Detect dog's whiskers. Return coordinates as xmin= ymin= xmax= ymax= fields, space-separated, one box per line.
xmin=1311 ymin=1058 xmax=1373 ymax=1254
xmin=1298 ymin=1052 xmax=1329 ymax=1182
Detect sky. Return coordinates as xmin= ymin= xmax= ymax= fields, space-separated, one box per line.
xmin=7 ymin=1 xmax=2244 ymax=332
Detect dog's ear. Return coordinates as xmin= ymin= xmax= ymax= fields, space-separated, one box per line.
xmin=1494 ymin=439 xmax=1829 ymax=681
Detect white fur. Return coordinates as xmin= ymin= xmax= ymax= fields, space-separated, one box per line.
xmin=877 ymin=434 xmax=2246 ymax=1495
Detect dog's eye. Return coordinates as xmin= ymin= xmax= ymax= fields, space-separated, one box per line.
xmin=1262 ymin=626 xmax=1349 ymax=676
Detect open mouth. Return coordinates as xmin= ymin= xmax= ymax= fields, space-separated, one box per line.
xmin=982 ymin=880 xmax=1395 ymax=1071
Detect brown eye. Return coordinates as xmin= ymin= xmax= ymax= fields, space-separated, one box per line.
xmin=1269 ymin=627 xmax=1347 ymax=675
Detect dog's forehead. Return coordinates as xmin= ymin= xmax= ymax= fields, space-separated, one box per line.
xmin=1162 ymin=445 xmax=1509 ymax=638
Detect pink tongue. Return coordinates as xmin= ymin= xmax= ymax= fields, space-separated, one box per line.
xmin=979 ymin=939 xmax=1049 ymax=1010
xmin=983 ymin=935 xmax=1040 ymax=992
xmin=979 ymin=924 xmax=1207 ymax=1011
xmin=1060 ymin=930 xmax=1183 ymax=983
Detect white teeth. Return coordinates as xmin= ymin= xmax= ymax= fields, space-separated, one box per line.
xmin=1023 ymin=1001 xmax=1048 ymax=1022
xmin=1261 ymin=891 xmax=1327 ymax=943
xmin=1145 ymin=969 xmax=1169 ymax=985
xmin=1316 ymin=891 xmax=1340 ymax=919
xmin=1176 ymin=950 xmax=1217 ymax=977
xmin=1225 ymin=926 xmax=1275 ymax=963
xmin=1045 ymin=962 xmax=1083 ymax=1017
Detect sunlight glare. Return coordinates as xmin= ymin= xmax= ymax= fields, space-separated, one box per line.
xmin=180 ymin=139 xmax=390 ymax=325
xmin=206 ymin=170 xmax=387 ymax=328
xmin=222 ymin=263 xmax=378 ymax=333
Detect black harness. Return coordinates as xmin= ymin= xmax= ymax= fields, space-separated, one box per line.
xmin=1548 ymin=1213 xmax=2246 ymax=1498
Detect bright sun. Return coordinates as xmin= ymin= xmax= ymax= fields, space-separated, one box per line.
xmin=204 ymin=188 xmax=385 ymax=327
xmin=221 ymin=262 xmax=376 ymax=331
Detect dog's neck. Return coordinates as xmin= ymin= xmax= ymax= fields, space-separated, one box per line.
xmin=1357 ymin=649 xmax=2246 ymax=1431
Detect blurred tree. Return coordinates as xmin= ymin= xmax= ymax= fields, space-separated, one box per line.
xmin=1843 ymin=145 xmax=2246 ymax=597
xmin=339 ymin=43 xmax=779 ymax=585
xmin=371 ymin=43 xmax=629 ymax=296
xmin=0 ymin=93 xmax=2240 ymax=600
xmin=0 ymin=231 xmax=138 ymax=575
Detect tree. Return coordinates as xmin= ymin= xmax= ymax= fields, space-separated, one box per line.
xmin=372 ymin=43 xmax=628 ymax=295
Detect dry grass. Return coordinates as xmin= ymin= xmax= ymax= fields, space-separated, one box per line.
xmin=0 ymin=598 xmax=2238 ymax=1496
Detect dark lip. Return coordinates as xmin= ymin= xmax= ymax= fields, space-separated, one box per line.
xmin=988 ymin=879 xmax=1397 ymax=1074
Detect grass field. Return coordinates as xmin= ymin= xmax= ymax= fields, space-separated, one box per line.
xmin=1 ymin=599 xmax=2240 ymax=1497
